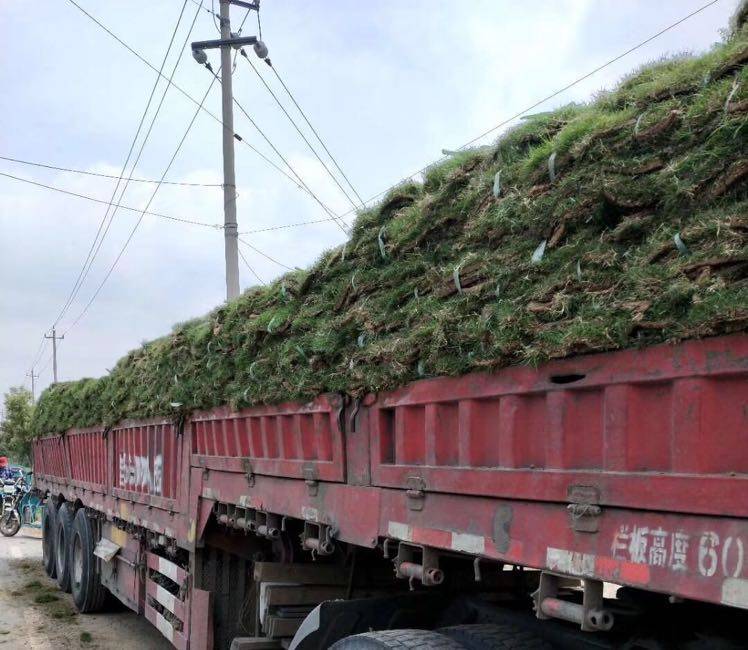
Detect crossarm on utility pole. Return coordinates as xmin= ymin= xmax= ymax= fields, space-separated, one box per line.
xmin=44 ymin=327 xmax=65 ymax=384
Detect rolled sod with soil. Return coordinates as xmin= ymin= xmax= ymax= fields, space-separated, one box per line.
xmin=33 ymin=23 xmax=748 ymax=435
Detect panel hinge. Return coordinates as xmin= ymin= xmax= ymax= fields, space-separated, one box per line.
xmin=243 ymin=458 xmax=255 ymax=487
xmin=406 ymin=476 xmax=426 ymax=511
xmin=567 ymin=485 xmax=601 ymax=533
xmin=303 ymin=464 xmax=319 ymax=496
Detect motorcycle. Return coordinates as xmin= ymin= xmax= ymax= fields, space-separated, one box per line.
xmin=0 ymin=475 xmax=28 ymax=537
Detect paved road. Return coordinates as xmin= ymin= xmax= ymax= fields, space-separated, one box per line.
xmin=0 ymin=528 xmax=171 ymax=649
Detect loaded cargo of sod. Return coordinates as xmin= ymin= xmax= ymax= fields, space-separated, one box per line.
xmin=33 ymin=25 xmax=748 ymax=436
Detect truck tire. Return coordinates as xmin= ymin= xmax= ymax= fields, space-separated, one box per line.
xmin=330 ymin=629 xmax=466 ymax=649
xmin=42 ymin=499 xmax=58 ymax=579
xmin=55 ymin=502 xmax=75 ymax=592
xmin=70 ymin=508 xmax=107 ymax=613
xmin=439 ymin=624 xmax=552 ymax=649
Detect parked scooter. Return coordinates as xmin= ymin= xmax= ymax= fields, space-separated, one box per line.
xmin=0 ymin=475 xmax=28 ymax=537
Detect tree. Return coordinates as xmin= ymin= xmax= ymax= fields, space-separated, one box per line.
xmin=0 ymin=386 xmax=35 ymax=465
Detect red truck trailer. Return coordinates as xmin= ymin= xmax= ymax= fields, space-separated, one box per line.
xmin=32 ymin=334 xmax=748 ymax=649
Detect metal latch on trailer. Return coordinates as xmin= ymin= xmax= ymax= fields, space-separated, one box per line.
xmin=567 ymin=485 xmax=601 ymax=533
xmin=243 ymin=458 xmax=255 ymax=487
xmin=303 ymin=465 xmax=319 ymax=496
xmin=406 ymin=476 xmax=426 ymax=511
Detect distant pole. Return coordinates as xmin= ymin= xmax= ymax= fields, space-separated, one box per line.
xmin=26 ymin=369 xmax=39 ymax=401
xmin=44 ymin=327 xmax=65 ymax=383
xmin=219 ymin=0 xmax=240 ymax=301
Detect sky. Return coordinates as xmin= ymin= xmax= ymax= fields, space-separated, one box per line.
xmin=0 ymin=0 xmax=740 ymax=404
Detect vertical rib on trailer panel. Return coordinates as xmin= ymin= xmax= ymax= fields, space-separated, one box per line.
xmin=368 ymin=334 xmax=748 ymax=518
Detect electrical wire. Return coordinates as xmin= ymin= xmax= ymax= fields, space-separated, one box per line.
xmin=71 ymin=0 xmax=203 ymax=327
xmin=61 ymin=68 xmax=222 ymax=336
xmin=65 ymin=0 xmax=231 ymax=137
xmin=53 ymin=0 xmax=716 ymax=321
xmin=200 ymin=62 xmax=351 ymax=234
xmin=238 ymin=237 xmax=294 ymax=271
xmin=240 ymin=50 xmax=363 ymax=212
xmin=0 ymin=155 xmax=222 ymax=187
xmin=38 ymin=355 xmax=53 ymax=377
xmin=266 ymin=61 xmax=366 ymax=208
xmin=187 ymin=0 xmax=220 ymax=23
xmin=0 ymin=172 xmax=222 ymax=228
xmin=458 ymin=0 xmax=721 ymax=150
xmin=211 ymin=0 xmax=221 ymax=33
xmin=237 ymin=215 xmax=341 ymax=235
xmin=238 ymin=247 xmax=265 ymax=286
xmin=330 ymin=0 xmax=723 ymax=220
xmin=65 ymin=0 xmax=346 ymax=229
xmin=229 ymin=86 xmax=350 ymax=234
xmin=52 ymin=0 xmax=190 ymax=331
xmin=28 ymin=337 xmax=49 ymax=375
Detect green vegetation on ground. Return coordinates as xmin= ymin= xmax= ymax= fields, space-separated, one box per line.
xmin=33 ymin=24 xmax=748 ymax=435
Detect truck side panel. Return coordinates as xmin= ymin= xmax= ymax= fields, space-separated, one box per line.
xmin=369 ymin=335 xmax=748 ymax=517
xmin=32 ymin=334 xmax=748 ymax=629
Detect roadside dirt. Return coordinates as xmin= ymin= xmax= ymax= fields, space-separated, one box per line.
xmin=0 ymin=528 xmax=170 ymax=649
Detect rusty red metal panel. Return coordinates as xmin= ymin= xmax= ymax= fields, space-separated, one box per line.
xmin=66 ymin=428 xmax=106 ymax=492
xmin=368 ymin=335 xmax=748 ymax=517
xmin=190 ymin=394 xmax=345 ymax=482
xmin=34 ymin=436 xmax=67 ymax=481
xmin=111 ymin=419 xmax=182 ymax=508
xmin=100 ymin=522 xmax=142 ymax=613
xmin=31 ymin=334 xmax=748 ymax=616
xmin=377 ymin=487 xmax=748 ymax=611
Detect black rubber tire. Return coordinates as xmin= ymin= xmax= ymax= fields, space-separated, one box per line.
xmin=70 ymin=508 xmax=108 ymax=613
xmin=41 ymin=499 xmax=58 ymax=578
xmin=0 ymin=511 xmax=21 ymax=537
xmin=439 ymin=624 xmax=553 ymax=649
xmin=55 ymin=502 xmax=75 ymax=592
xmin=330 ymin=629 xmax=466 ymax=649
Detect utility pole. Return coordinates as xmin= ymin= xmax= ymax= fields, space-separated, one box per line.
xmin=44 ymin=327 xmax=64 ymax=383
xmin=219 ymin=0 xmax=240 ymax=301
xmin=191 ymin=0 xmax=263 ymax=302
xmin=26 ymin=369 xmax=39 ymax=402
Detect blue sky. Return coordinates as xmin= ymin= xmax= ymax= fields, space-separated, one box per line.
xmin=0 ymin=0 xmax=739 ymax=402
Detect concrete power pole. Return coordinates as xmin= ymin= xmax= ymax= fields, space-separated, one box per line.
xmin=44 ymin=327 xmax=64 ymax=383
xmin=219 ymin=0 xmax=240 ymax=301
xmin=191 ymin=0 xmax=263 ymax=302
xmin=26 ymin=369 xmax=39 ymax=402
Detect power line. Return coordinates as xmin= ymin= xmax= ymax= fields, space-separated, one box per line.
xmin=38 ymin=354 xmax=53 ymax=378
xmin=195 ymin=61 xmax=350 ymax=235
xmin=266 ymin=60 xmax=366 ymax=208
xmin=52 ymin=0 xmax=191 ymax=330
xmin=29 ymin=337 xmax=49 ymax=374
xmin=70 ymin=0 xmax=202 ymax=327
xmin=227 ymin=80 xmax=350 ymax=234
xmin=238 ymin=247 xmax=265 ymax=286
xmin=240 ymin=50 xmax=363 ymax=211
xmin=238 ymin=215 xmax=340 ymax=235
xmin=459 ymin=0 xmax=721 ymax=150
xmin=0 ymin=171 xmax=222 ymax=229
xmin=0 ymin=155 xmax=222 ymax=187
xmin=187 ymin=0 xmax=220 ymax=23
xmin=65 ymin=0 xmax=346 ymax=232
xmin=331 ymin=0 xmax=723 ymax=220
xmin=238 ymin=237 xmax=294 ymax=271
xmin=61 ymin=66 xmax=222 ymax=336
xmin=53 ymin=0 xmax=715 ymax=312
